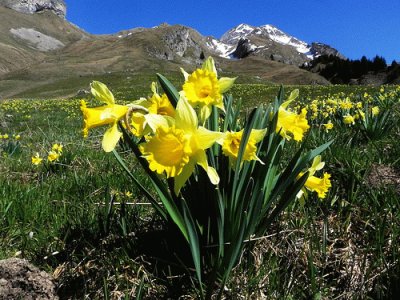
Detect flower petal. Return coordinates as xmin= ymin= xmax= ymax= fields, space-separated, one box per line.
xmin=218 ymin=77 xmax=236 ymax=94
xmin=193 ymin=151 xmax=220 ymax=185
xmin=202 ymin=57 xmax=217 ymax=75
xmin=180 ymin=67 xmax=190 ymax=81
xmin=175 ymin=96 xmax=198 ymax=132
xmin=144 ymin=114 xmax=172 ymax=132
xmin=174 ymin=161 xmax=195 ymax=195
xmin=91 ymin=81 xmax=115 ymax=105
xmin=102 ymin=123 xmax=122 ymax=152
xmin=196 ymin=126 xmax=224 ymax=149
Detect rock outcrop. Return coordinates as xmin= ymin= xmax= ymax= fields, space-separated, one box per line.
xmin=0 ymin=0 xmax=66 ymax=18
xmin=310 ymin=42 xmax=346 ymax=60
xmin=230 ymin=38 xmax=254 ymax=59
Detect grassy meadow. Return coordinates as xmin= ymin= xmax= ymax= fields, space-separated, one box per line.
xmin=1 ymin=78 xmax=400 ymax=299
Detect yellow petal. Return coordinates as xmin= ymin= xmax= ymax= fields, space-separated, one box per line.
xmin=199 ymin=105 xmax=212 ymax=124
xmin=102 ymin=123 xmax=122 ymax=152
xmin=144 ymin=114 xmax=171 ymax=132
xmin=202 ymin=57 xmax=217 ymax=75
xmin=193 ymin=151 xmax=220 ymax=185
xmin=219 ymin=77 xmax=237 ymax=94
xmin=196 ymin=126 xmax=224 ymax=149
xmin=251 ymin=128 xmax=267 ymax=143
xmin=309 ymin=155 xmax=325 ymax=176
xmin=281 ymin=89 xmax=299 ymax=109
xmin=91 ymin=81 xmax=115 ymax=105
xmin=180 ymin=67 xmax=190 ymax=81
xmin=176 ymin=96 xmax=198 ymax=132
xmin=174 ymin=161 xmax=195 ymax=195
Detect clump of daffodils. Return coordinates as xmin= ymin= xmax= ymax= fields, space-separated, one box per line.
xmin=31 ymin=143 xmax=64 ymax=167
xmin=0 ymin=133 xmax=22 ymax=156
xmin=79 ymin=57 xmax=333 ymax=296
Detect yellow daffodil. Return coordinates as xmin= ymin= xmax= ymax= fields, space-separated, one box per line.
xmin=47 ymin=150 xmax=60 ymax=162
xmin=130 ymin=82 xmax=175 ymax=137
xmin=297 ymin=155 xmax=332 ymax=200
xmin=217 ymin=128 xmax=266 ymax=168
xmin=140 ymin=96 xmax=223 ymax=194
xmin=52 ymin=143 xmax=63 ymax=153
xmin=181 ymin=57 xmax=236 ymax=122
xmin=343 ymin=115 xmax=355 ymax=125
xmin=31 ymin=153 xmax=43 ymax=166
xmin=322 ymin=121 xmax=334 ymax=132
xmin=303 ymin=172 xmax=332 ymax=199
xmin=371 ymin=106 xmax=380 ymax=116
xmin=276 ymin=90 xmax=310 ymax=141
xmin=80 ymin=81 xmax=129 ymax=152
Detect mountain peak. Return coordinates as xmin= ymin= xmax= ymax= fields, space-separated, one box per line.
xmin=0 ymin=0 xmax=66 ymax=18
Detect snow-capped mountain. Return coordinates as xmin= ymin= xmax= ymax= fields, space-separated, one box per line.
xmin=207 ymin=23 xmax=343 ymax=65
xmin=217 ymin=23 xmax=313 ymax=63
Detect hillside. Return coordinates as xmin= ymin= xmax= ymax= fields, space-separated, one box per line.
xmin=0 ymin=4 xmax=330 ymax=99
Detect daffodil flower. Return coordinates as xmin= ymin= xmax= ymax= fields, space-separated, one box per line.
xmin=130 ymin=82 xmax=175 ymax=137
xmin=140 ymin=96 xmax=224 ymax=195
xmin=343 ymin=114 xmax=355 ymax=125
xmin=323 ymin=121 xmax=334 ymax=132
xmin=297 ymin=155 xmax=332 ymax=200
xmin=47 ymin=150 xmax=60 ymax=162
xmin=31 ymin=153 xmax=43 ymax=166
xmin=181 ymin=57 xmax=236 ymax=122
xmin=80 ymin=81 xmax=129 ymax=152
xmin=217 ymin=128 xmax=266 ymax=168
xmin=371 ymin=106 xmax=380 ymax=116
xmin=52 ymin=143 xmax=63 ymax=153
xmin=277 ymin=89 xmax=310 ymax=141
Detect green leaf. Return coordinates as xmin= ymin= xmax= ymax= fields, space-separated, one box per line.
xmin=182 ymin=200 xmax=204 ymax=298
xmin=156 ymin=73 xmax=179 ymax=108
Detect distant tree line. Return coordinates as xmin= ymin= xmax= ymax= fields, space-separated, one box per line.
xmin=304 ymin=54 xmax=399 ymax=84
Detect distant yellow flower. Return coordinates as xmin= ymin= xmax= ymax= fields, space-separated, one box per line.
xmin=14 ymin=134 xmax=21 ymax=140
xmin=140 ymin=96 xmax=223 ymax=194
xmin=277 ymin=90 xmax=310 ymax=141
xmin=31 ymin=153 xmax=43 ymax=166
xmin=181 ymin=57 xmax=236 ymax=122
xmin=80 ymin=81 xmax=129 ymax=152
xmin=47 ymin=150 xmax=60 ymax=162
xmin=297 ymin=155 xmax=332 ymax=199
xmin=52 ymin=143 xmax=63 ymax=153
xmin=343 ymin=115 xmax=355 ymax=125
xmin=339 ymin=98 xmax=353 ymax=110
xmin=3 ymin=134 xmax=8 ymax=139
xmin=372 ymin=106 xmax=380 ymax=116
xmin=323 ymin=121 xmax=334 ymax=132
xmin=218 ymin=128 xmax=266 ymax=168
xmin=303 ymin=172 xmax=332 ymax=199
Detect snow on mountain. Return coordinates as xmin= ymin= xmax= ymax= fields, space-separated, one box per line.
xmin=259 ymin=24 xmax=312 ymax=56
xmin=218 ymin=23 xmax=314 ymax=60
xmin=206 ymin=37 xmax=235 ymax=58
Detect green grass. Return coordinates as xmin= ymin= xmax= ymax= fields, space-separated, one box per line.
xmin=1 ymin=81 xmax=399 ymax=299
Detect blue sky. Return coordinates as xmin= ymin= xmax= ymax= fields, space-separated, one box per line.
xmin=66 ymin=0 xmax=399 ymax=62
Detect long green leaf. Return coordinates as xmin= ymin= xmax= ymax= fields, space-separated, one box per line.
xmin=156 ymin=73 xmax=179 ymax=107
xmin=112 ymin=150 xmax=166 ymax=219
xmin=182 ymin=200 xmax=204 ymax=298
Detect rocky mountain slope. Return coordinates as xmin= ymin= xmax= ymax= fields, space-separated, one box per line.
xmin=0 ymin=1 xmax=331 ymax=99
xmin=0 ymin=0 xmax=66 ymax=17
